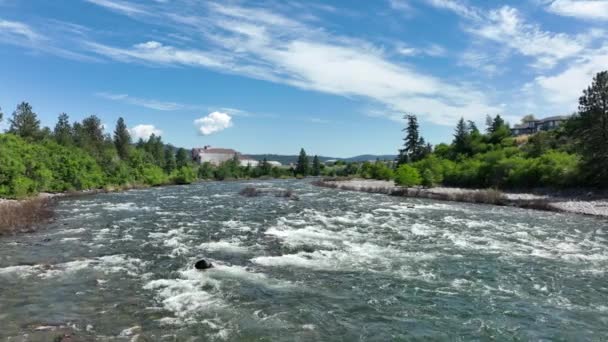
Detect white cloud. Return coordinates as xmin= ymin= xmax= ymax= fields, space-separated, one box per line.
xmin=389 ymin=0 xmax=412 ymax=12
xmin=467 ymin=6 xmax=588 ymax=68
xmin=0 ymin=19 xmax=43 ymax=41
xmin=84 ymin=0 xmax=148 ymax=16
xmin=194 ymin=112 xmax=233 ymax=135
xmin=129 ymin=124 xmax=162 ymax=139
xmin=396 ymin=43 xmax=446 ymax=57
xmin=546 ymin=0 xmax=608 ymax=20
xmin=531 ymin=44 xmax=608 ymax=109
xmin=424 ymin=0 xmax=481 ymax=20
xmin=96 ymin=92 xmax=184 ymax=111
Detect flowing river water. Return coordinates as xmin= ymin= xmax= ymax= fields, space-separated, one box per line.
xmin=0 ymin=180 xmax=607 ymax=340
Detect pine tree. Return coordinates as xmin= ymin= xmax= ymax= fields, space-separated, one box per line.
xmin=261 ymin=158 xmax=272 ymax=175
xmin=113 ymin=117 xmax=131 ymax=160
xmin=0 ymin=106 xmax=3 ymax=123
xmin=490 ymin=115 xmax=505 ymax=134
xmin=312 ymin=155 xmax=321 ymax=176
xmin=397 ymin=114 xmax=421 ymax=165
xmin=53 ymin=113 xmax=72 ymax=146
xmin=9 ymin=102 xmax=40 ymax=139
xmin=572 ymin=70 xmax=608 ymax=185
xmin=164 ymin=147 xmax=177 ymax=174
xmin=176 ymin=148 xmax=189 ymax=169
xmin=80 ymin=115 xmax=105 ymax=157
xmin=453 ymin=117 xmax=471 ymax=156
xmin=295 ymin=148 xmax=309 ymax=176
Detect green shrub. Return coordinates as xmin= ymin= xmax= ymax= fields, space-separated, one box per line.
xmin=394 ymin=164 xmax=421 ymax=187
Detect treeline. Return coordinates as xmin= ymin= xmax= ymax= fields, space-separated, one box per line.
xmin=0 ymin=104 xmax=328 ymax=198
xmin=0 ymin=104 xmax=200 ymax=198
xmin=366 ymin=70 xmax=608 ymax=189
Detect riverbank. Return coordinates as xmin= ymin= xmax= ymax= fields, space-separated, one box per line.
xmin=0 ymin=184 xmax=153 ymax=236
xmin=313 ymin=178 xmax=608 ymax=218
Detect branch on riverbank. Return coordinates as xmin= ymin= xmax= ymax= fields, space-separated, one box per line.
xmin=0 ymin=197 xmax=55 ymax=235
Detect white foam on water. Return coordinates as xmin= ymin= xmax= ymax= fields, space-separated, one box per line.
xmin=0 ymin=255 xmax=147 ymax=279
xmin=411 ymin=223 xmax=435 ymax=236
xmin=199 ymin=240 xmax=250 ymax=254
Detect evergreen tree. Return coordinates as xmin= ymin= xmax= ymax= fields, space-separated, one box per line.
xmin=260 ymin=158 xmax=272 ymax=175
xmin=0 ymin=106 xmax=3 ymax=124
xmin=571 ymin=70 xmax=608 ymax=185
xmin=175 ymin=148 xmax=189 ymax=168
xmin=80 ymin=115 xmax=105 ymax=157
xmin=398 ymin=114 xmax=420 ymax=165
xmin=312 ymin=155 xmax=321 ymax=176
xmin=295 ymin=148 xmax=309 ymax=176
xmin=113 ymin=117 xmax=131 ymax=160
xmin=164 ymin=147 xmax=177 ymax=174
xmin=8 ymin=102 xmax=40 ymax=140
xmin=467 ymin=120 xmax=478 ymax=134
xmin=53 ymin=113 xmax=72 ymax=146
xmin=490 ymin=115 xmax=506 ymax=134
xmin=453 ymin=117 xmax=471 ymax=156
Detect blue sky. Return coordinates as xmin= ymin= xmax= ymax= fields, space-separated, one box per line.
xmin=0 ymin=0 xmax=606 ymax=157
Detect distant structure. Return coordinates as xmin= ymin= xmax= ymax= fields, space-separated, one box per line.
xmin=191 ymin=146 xmax=259 ymax=167
xmin=511 ymin=115 xmax=569 ymax=136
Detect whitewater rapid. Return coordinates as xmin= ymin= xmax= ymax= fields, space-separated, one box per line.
xmin=0 ymin=180 xmax=606 ymax=340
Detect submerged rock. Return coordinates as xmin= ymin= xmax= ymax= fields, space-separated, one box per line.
xmin=194 ymin=259 xmax=213 ymax=270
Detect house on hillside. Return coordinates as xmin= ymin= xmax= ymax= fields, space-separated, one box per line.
xmin=511 ymin=115 xmax=569 ymax=136
xmin=191 ymin=145 xmax=258 ymax=166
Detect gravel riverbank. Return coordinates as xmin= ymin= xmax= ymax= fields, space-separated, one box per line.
xmin=314 ymin=179 xmax=608 ymax=218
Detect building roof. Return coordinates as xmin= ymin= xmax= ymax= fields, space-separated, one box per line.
xmin=194 ymin=147 xmax=237 ymax=154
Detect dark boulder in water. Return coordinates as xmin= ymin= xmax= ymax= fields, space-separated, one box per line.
xmin=194 ymin=259 xmax=213 ymax=270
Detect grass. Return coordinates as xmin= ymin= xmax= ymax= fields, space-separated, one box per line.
xmin=0 ymin=197 xmax=55 ymax=235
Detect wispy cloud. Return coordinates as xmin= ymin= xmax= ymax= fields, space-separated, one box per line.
xmin=96 ymin=92 xmax=186 ymax=111
xmin=545 ymin=0 xmax=608 ymax=21
xmin=83 ymin=2 xmax=501 ymax=125
xmin=83 ymin=0 xmax=148 ymax=16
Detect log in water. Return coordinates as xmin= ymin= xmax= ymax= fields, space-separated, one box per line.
xmin=0 ymin=179 xmax=607 ymax=340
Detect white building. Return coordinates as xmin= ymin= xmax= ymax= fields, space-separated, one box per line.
xmin=192 ymin=146 xmax=258 ymax=166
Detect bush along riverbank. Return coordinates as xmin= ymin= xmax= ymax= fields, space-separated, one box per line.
xmin=313 ymin=178 xmax=608 ymax=218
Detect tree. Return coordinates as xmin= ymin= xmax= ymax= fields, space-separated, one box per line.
xmin=113 ymin=117 xmax=131 ymax=160
xmin=490 ymin=115 xmax=506 ymax=134
xmin=453 ymin=117 xmax=471 ymax=156
xmin=260 ymin=158 xmax=272 ymax=176
xmin=295 ymin=148 xmax=309 ymax=176
xmin=8 ymin=102 xmax=40 ymax=140
xmin=53 ymin=113 xmax=72 ymax=146
xmin=79 ymin=115 xmax=105 ymax=157
xmin=394 ymin=164 xmax=421 ymax=186
xmin=175 ymin=148 xmax=189 ymax=169
xmin=570 ymin=70 xmax=608 ymax=185
xmin=398 ymin=114 xmax=422 ymax=165
xmin=521 ymin=114 xmax=536 ymax=124
xmin=312 ymin=155 xmax=321 ymax=176
xmin=0 ymin=106 xmax=3 ymax=124
xmin=164 ymin=147 xmax=176 ymax=174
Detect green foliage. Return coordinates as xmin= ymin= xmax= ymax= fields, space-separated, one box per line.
xmin=397 ymin=114 xmax=429 ymax=164
xmin=8 ymin=102 xmax=40 ymax=140
xmin=164 ymin=147 xmax=177 ymax=174
xmin=172 ymin=166 xmax=196 ymax=184
xmin=312 ymin=155 xmax=321 ymax=176
xmin=175 ymin=147 xmax=189 ymax=169
xmin=53 ymin=113 xmax=72 ymax=146
xmin=113 ymin=117 xmax=131 ymax=160
xmin=295 ymin=148 xmax=309 ymax=176
xmin=394 ymin=164 xmax=422 ymax=187
xmin=568 ymin=70 xmax=608 ymax=186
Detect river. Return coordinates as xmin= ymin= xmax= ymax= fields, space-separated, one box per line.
xmin=0 ymin=179 xmax=607 ymax=340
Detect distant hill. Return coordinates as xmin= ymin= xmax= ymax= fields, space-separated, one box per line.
xmin=246 ymin=154 xmax=397 ymax=164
